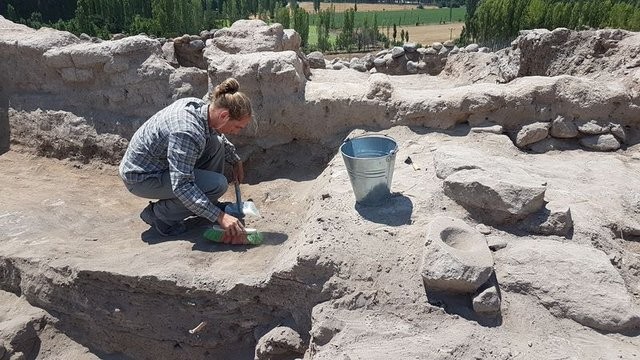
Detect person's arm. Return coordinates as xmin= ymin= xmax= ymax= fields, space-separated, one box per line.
xmin=220 ymin=134 xmax=245 ymax=182
xmin=167 ymin=131 xmax=221 ymax=221
xmin=167 ymin=132 xmax=246 ymax=243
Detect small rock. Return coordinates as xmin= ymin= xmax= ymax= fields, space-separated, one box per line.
xmin=470 ymin=125 xmax=504 ymax=134
xmin=406 ymin=61 xmax=418 ymax=74
xmin=516 ymin=122 xmax=550 ymax=148
xmin=424 ymin=47 xmax=438 ymax=55
xmin=376 ymin=49 xmax=390 ymax=57
xmin=9 ymin=351 xmax=25 ymax=360
xmin=255 ymin=326 xmax=305 ymax=360
xmin=525 ymin=201 xmax=573 ymax=237
xmin=391 ymin=46 xmax=405 ymax=58
xmin=307 ymin=51 xmax=326 ymax=69
xmin=350 ymin=59 xmax=367 ymax=72
xmin=580 ymin=134 xmax=621 ymax=151
xmin=578 ymin=120 xmax=609 ymax=135
xmin=473 ymin=286 xmax=501 ymax=315
xmin=609 ymin=123 xmax=626 ymax=143
xmin=475 ymin=224 xmax=492 ymax=234
xmin=550 ymin=115 xmax=578 ymax=138
xmin=465 ymin=43 xmax=479 ymax=52
xmin=403 ymin=42 xmax=417 ymax=52
xmin=487 ymin=237 xmax=508 ymax=251
xmin=443 ymin=40 xmax=455 ymax=47
xmin=432 ymin=42 xmax=443 ymax=50
xmin=373 ymin=57 xmax=386 ymax=68
xmin=311 ymin=318 xmax=345 ymax=346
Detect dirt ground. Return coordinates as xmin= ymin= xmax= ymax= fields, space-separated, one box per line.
xmin=385 ymin=22 xmax=464 ymax=45
xmin=2 ymin=126 xmax=640 ymax=359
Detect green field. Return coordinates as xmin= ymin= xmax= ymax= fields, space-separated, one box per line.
xmin=307 ymin=25 xmax=338 ymax=49
xmin=308 ymin=7 xmax=466 ymax=28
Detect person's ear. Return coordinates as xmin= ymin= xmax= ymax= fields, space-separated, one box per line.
xmin=219 ymin=109 xmax=230 ymax=124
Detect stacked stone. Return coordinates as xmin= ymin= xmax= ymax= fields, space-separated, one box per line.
xmin=514 ymin=117 xmax=627 ymax=152
xmin=308 ymin=40 xmax=485 ymax=75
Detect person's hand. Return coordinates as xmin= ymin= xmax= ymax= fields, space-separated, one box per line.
xmin=217 ymin=212 xmax=247 ymax=245
xmin=233 ymin=161 xmax=244 ymax=183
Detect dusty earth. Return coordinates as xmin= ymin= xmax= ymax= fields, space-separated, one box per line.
xmin=387 ymin=22 xmax=464 ymax=45
xmin=2 ymin=16 xmax=640 ymax=360
xmin=2 ymin=123 xmax=640 ymax=359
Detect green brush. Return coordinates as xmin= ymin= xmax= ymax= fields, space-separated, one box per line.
xmin=203 ymin=225 xmax=264 ymax=245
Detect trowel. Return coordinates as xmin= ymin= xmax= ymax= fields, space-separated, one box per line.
xmin=225 ymin=181 xmax=261 ymax=222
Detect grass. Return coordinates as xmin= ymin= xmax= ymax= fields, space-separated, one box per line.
xmin=308 ymin=7 xmax=466 ymax=28
xmin=307 ymin=25 xmax=338 ymax=50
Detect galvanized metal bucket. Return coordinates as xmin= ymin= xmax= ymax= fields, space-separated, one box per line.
xmin=340 ymin=134 xmax=398 ymax=206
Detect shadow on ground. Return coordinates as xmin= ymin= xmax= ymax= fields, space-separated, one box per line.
xmin=355 ymin=192 xmax=413 ymax=226
xmin=424 ymin=273 xmax=503 ymax=328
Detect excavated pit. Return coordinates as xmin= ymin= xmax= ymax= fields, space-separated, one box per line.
xmin=3 ymin=19 xmax=640 ymax=359
xmin=0 ymin=140 xmax=339 ymax=359
xmin=2 ymin=125 xmax=640 ymax=359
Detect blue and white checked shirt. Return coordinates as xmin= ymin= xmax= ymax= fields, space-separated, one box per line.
xmin=119 ymin=97 xmax=240 ymax=222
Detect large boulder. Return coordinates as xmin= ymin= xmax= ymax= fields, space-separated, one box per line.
xmin=496 ymin=240 xmax=640 ymax=333
xmin=206 ymin=20 xmax=299 ymax=55
xmin=443 ymin=169 xmax=547 ymax=224
xmin=420 ymin=217 xmax=494 ymax=294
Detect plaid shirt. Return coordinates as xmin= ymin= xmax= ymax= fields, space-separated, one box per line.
xmin=119 ymin=97 xmax=240 ymax=222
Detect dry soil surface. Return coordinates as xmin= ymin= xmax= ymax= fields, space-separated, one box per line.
xmin=2 ymin=125 xmax=640 ymax=358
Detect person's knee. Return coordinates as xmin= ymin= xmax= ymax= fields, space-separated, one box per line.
xmin=196 ymin=170 xmax=228 ymax=199
xmin=203 ymin=177 xmax=228 ymax=200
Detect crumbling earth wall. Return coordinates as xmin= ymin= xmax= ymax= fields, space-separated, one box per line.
xmin=2 ymin=17 xmax=640 ymax=165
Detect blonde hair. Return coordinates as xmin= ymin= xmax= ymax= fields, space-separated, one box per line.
xmin=209 ymin=78 xmax=252 ymax=121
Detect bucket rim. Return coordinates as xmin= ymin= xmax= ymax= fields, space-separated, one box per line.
xmin=340 ymin=134 xmax=398 ymax=160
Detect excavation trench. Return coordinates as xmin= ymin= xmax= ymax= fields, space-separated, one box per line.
xmin=0 ymin=141 xmax=339 ymax=359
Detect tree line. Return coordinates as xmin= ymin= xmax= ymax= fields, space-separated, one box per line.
xmin=2 ymin=0 xmax=393 ymax=52
xmin=461 ymin=0 xmax=640 ymax=45
xmin=2 ymin=0 xmax=297 ymax=38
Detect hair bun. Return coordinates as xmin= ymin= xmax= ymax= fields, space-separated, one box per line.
xmin=214 ymin=78 xmax=240 ymax=99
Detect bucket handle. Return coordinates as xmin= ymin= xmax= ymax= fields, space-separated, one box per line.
xmin=343 ymin=134 xmax=398 ymax=159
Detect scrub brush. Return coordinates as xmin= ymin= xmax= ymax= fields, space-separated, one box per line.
xmin=203 ymin=225 xmax=264 ymax=245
